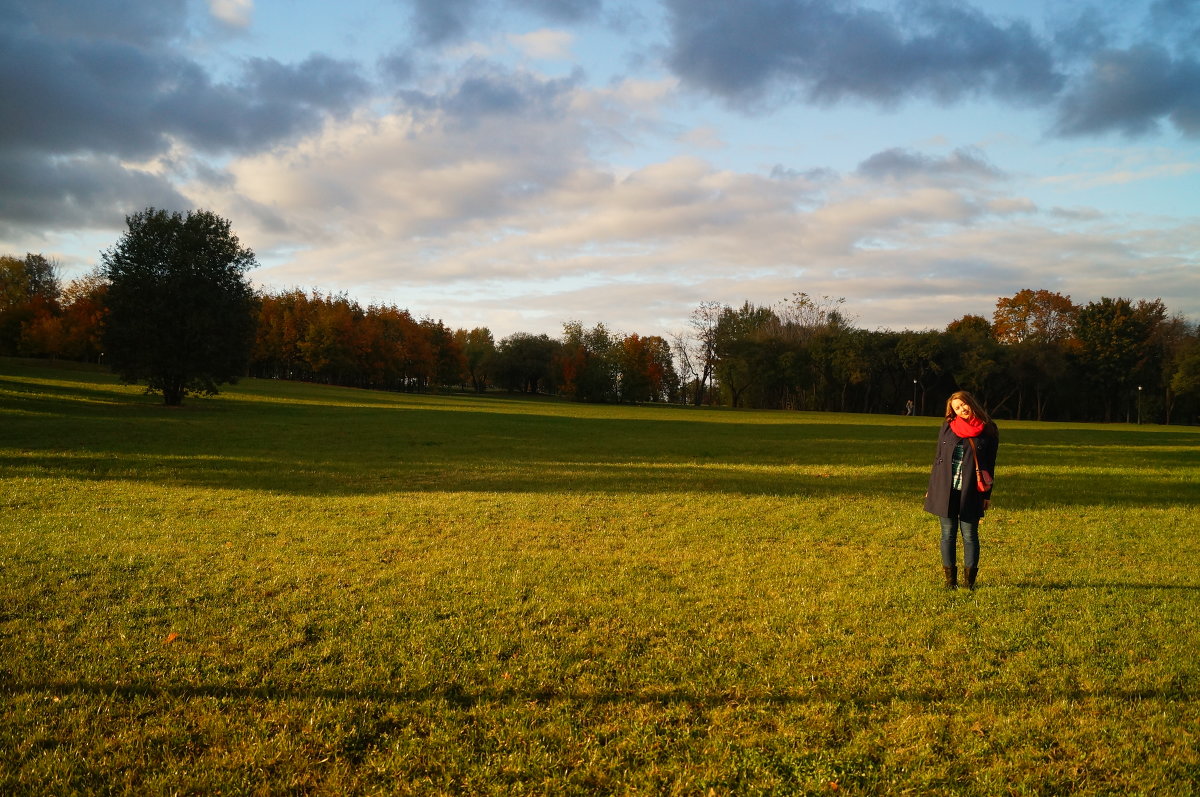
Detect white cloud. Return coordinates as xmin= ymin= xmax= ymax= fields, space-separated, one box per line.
xmin=986 ymin=197 xmax=1038 ymax=216
xmin=209 ymin=0 xmax=253 ymax=29
xmin=1043 ymin=161 xmax=1200 ymax=189
xmin=679 ymin=126 xmax=726 ymax=150
xmin=508 ymin=29 xmax=575 ymax=61
xmin=801 ymin=187 xmax=982 ymax=254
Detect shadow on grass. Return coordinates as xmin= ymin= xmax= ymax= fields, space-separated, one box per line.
xmin=2 ymin=444 xmax=1197 ymax=507
xmin=4 ymin=367 xmax=1199 ymax=506
xmin=0 ymin=375 xmax=147 ymax=409
xmin=2 ymin=678 xmax=1193 ymax=708
xmin=1007 ymin=581 xmax=1200 ymax=592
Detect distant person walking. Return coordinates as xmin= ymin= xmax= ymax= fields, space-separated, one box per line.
xmin=905 ymin=399 xmax=914 ymax=416
xmin=923 ymin=390 xmax=998 ymax=590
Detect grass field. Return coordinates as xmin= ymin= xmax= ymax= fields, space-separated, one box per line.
xmin=2 ymin=357 xmax=1198 ymax=795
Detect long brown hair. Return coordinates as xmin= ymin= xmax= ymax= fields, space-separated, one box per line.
xmin=944 ymin=390 xmax=996 ymax=433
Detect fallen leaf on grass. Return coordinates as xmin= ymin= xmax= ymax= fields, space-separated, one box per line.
xmin=164 ymin=632 xmax=181 ymax=644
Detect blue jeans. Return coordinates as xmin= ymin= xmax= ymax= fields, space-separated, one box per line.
xmin=940 ymin=516 xmax=979 ymax=569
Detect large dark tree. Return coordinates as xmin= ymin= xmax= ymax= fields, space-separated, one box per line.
xmin=493 ymin=332 xmax=559 ymax=394
xmin=1075 ymin=297 xmax=1163 ymax=422
xmin=713 ymin=302 xmax=776 ymax=408
xmin=459 ymin=327 xmax=495 ymax=393
xmin=101 ymin=208 xmax=258 ymax=406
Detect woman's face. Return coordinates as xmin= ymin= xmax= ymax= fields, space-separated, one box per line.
xmin=951 ymin=399 xmax=974 ymax=421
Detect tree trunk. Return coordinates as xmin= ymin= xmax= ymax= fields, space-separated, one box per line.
xmin=693 ymin=363 xmax=712 ymax=406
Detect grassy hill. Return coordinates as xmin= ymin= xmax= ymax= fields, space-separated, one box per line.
xmin=2 ymin=358 xmax=1198 ymax=794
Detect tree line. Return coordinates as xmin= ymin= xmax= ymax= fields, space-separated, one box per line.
xmin=688 ymin=291 xmax=1200 ymax=425
xmin=3 ymin=210 xmax=1199 ymax=421
xmin=249 ymin=291 xmax=680 ymax=403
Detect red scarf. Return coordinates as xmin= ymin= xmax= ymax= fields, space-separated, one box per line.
xmin=950 ymin=415 xmax=985 ymax=438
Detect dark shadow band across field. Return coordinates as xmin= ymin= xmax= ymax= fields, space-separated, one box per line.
xmin=1007 ymin=581 xmax=1200 ymax=592
xmin=4 ymin=678 xmax=1195 ymax=709
xmin=4 ymin=365 xmax=1199 ymax=507
xmin=1 ymin=449 xmax=1196 ymax=509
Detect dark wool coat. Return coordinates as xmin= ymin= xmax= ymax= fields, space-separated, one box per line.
xmin=923 ymin=422 xmax=999 ymax=522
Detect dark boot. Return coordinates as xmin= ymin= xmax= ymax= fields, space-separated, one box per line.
xmin=943 ymin=566 xmax=958 ymax=589
xmin=964 ymin=567 xmax=978 ymax=590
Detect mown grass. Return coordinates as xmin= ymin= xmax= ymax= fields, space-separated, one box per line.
xmin=1 ymin=357 xmax=1198 ymax=795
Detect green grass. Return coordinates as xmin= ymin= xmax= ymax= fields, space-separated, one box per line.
xmin=2 ymin=357 xmax=1198 ymax=795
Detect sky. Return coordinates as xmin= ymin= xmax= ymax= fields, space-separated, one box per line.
xmin=2 ymin=0 xmax=1199 ymax=339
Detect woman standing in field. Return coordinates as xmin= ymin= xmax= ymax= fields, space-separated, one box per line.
xmin=924 ymin=390 xmax=998 ymax=590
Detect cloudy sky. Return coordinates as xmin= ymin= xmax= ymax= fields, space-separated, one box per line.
xmin=3 ymin=0 xmax=1198 ymax=338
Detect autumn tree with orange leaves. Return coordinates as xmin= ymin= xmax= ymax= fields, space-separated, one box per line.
xmin=992 ymin=288 xmax=1077 ymax=344
xmin=617 ymin=333 xmax=679 ymax=403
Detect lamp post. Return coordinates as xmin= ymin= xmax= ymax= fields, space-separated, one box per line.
xmin=912 ymin=379 xmax=917 ymax=416
xmin=1138 ymin=385 xmax=1143 ymax=425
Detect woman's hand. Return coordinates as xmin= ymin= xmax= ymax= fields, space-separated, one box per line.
xmin=983 ymin=499 xmax=991 ymax=510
